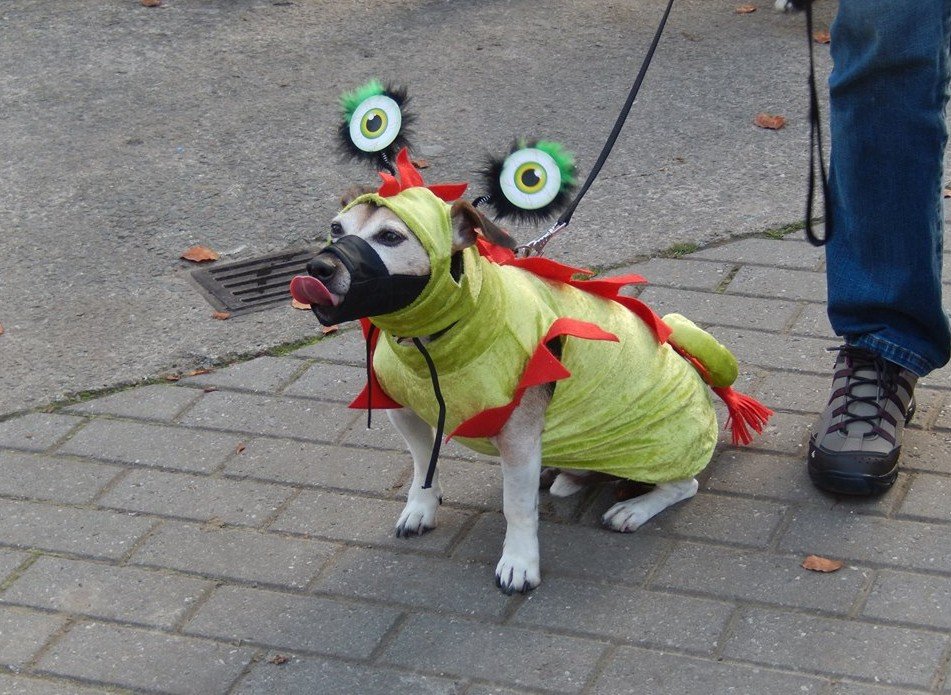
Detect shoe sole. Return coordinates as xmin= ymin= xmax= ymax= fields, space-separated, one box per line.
xmin=807 ymin=459 xmax=898 ymax=496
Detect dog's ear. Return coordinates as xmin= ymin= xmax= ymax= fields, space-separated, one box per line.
xmin=339 ymin=185 xmax=377 ymax=208
xmin=450 ymin=200 xmax=518 ymax=252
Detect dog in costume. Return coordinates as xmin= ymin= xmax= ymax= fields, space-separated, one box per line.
xmin=290 ymin=81 xmax=771 ymax=594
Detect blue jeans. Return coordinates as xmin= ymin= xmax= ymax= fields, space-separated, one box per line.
xmin=826 ymin=0 xmax=951 ymax=376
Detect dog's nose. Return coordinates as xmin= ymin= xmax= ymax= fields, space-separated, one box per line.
xmin=307 ymin=256 xmax=336 ymax=280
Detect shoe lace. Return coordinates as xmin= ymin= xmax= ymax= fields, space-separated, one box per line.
xmin=828 ymin=346 xmax=909 ymax=444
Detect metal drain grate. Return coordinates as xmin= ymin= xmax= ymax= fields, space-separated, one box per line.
xmin=190 ymin=247 xmax=316 ymax=316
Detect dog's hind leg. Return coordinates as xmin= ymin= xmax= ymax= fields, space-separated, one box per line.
xmin=490 ymin=385 xmax=551 ymax=594
xmin=601 ymin=478 xmax=699 ymax=533
xmin=390 ymin=408 xmax=443 ymax=538
xmin=549 ymin=469 xmax=595 ymax=497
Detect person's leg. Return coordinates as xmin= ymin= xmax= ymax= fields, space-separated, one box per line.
xmin=810 ymin=0 xmax=951 ymax=495
xmin=826 ymin=0 xmax=951 ymax=376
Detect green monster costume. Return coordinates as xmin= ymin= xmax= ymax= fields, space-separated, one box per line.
xmin=347 ymin=157 xmax=771 ymax=484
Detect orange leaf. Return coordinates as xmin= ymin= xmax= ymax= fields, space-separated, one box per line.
xmin=0 ymin=322 xmax=4 ymax=337
xmin=321 ymin=324 xmax=339 ymax=335
xmin=754 ymin=112 xmax=787 ymax=130
xmin=141 ymin=0 xmax=161 ymax=6
xmin=813 ymin=30 xmax=831 ymax=44
xmin=186 ymin=368 xmax=213 ymax=377
xmin=291 ymin=299 xmax=311 ymax=310
xmin=181 ymin=245 xmax=220 ymax=263
xmin=164 ymin=373 xmax=181 ymax=382
xmin=411 ymin=158 xmax=430 ymax=169
xmin=735 ymin=4 xmax=757 ymax=13
xmin=235 ymin=442 xmax=247 ymax=455
xmin=802 ymin=555 xmax=844 ymax=573
xmin=212 ymin=311 xmax=231 ymax=320
xmin=943 ymin=187 xmax=951 ymax=198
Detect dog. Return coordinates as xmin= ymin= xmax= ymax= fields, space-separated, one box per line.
xmin=291 ymin=161 xmax=767 ymax=594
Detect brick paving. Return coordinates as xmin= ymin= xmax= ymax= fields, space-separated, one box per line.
xmin=0 ymin=235 xmax=949 ymax=694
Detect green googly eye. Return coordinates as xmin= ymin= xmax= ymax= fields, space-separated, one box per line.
xmin=499 ymin=147 xmax=562 ymax=210
xmin=338 ymin=80 xmax=414 ymax=163
xmin=349 ymin=94 xmax=402 ymax=153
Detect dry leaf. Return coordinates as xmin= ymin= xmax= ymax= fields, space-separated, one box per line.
xmin=203 ymin=386 xmax=218 ymax=393
xmin=268 ymin=655 xmax=289 ymax=665
xmin=291 ymin=298 xmax=311 ymax=310
xmin=802 ymin=554 xmax=844 ymax=573
xmin=186 ymin=368 xmax=213 ymax=377
xmin=212 ymin=311 xmax=231 ymax=320
xmin=813 ymin=30 xmax=831 ymax=44
xmin=412 ymin=158 xmax=430 ymax=169
xmin=0 ymin=322 xmax=4 ymax=337
xmin=164 ymin=374 xmax=181 ymax=382
xmin=735 ymin=4 xmax=757 ymax=13
xmin=141 ymin=0 xmax=161 ymax=6
xmin=181 ymin=245 xmax=220 ymax=263
xmin=235 ymin=443 xmax=247 ymax=455
xmin=943 ymin=187 xmax=951 ymax=198
xmin=754 ymin=112 xmax=787 ymax=130
xmin=321 ymin=324 xmax=339 ymax=335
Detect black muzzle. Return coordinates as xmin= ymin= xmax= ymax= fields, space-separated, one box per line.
xmin=308 ymin=235 xmax=429 ymax=325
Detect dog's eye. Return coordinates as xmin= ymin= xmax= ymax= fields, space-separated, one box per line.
xmin=330 ymin=221 xmax=344 ymax=238
xmin=374 ymin=229 xmax=405 ymax=246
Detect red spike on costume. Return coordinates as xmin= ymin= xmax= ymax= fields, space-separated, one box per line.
xmin=395 ymin=148 xmax=425 ymax=187
xmin=373 ymin=148 xmax=467 ymax=202
xmin=712 ymin=386 xmax=773 ymax=446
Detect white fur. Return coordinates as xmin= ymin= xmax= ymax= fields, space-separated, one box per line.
xmin=601 ymin=478 xmax=699 ymax=532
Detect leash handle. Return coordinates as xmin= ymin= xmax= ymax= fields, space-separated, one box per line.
xmin=518 ymin=0 xmax=676 ymax=257
xmin=804 ymin=1 xmax=832 ymax=246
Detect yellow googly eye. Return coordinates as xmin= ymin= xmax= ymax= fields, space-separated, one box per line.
xmin=349 ymin=94 xmax=402 ymax=153
xmin=360 ymin=108 xmax=388 ymax=139
xmin=500 ymin=148 xmax=562 ymax=210
xmin=513 ymin=162 xmax=547 ymax=194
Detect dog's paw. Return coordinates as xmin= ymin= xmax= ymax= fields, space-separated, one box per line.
xmin=494 ymin=553 xmax=540 ymax=595
xmin=601 ymin=498 xmax=653 ymax=533
xmin=774 ymin=0 xmax=797 ymax=12
xmin=395 ymin=498 xmax=439 ymax=538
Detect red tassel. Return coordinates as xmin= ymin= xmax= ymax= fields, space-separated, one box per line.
xmin=712 ymin=386 xmax=773 ymax=446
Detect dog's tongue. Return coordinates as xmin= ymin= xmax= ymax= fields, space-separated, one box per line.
xmin=290 ymin=275 xmax=335 ymax=307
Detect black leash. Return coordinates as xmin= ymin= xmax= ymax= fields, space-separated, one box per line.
xmin=803 ymin=0 xmax=832 ymax=246
xmin=518 ymin=0 xmax=675 ymax=255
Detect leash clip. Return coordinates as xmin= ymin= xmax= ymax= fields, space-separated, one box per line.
xmin=516 ymin=220 xmax=568 ymax=258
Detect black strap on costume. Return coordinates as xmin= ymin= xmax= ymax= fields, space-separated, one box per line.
xmin=412 ymin=338 xmax=446 ymax=490
xmin=803 ymin=1 xmax=832 ymax=246
xmin=364 ymin=323 xmax=378 ymax=428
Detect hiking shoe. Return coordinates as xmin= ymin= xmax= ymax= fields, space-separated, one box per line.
xmin=808 ymin=346 xmax=917 ymax=496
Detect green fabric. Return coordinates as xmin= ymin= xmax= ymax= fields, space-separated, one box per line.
xmin=355 ymin=187 xmax=718 ymax=484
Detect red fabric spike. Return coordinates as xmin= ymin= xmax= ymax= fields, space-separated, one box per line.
xmin=610 ymin=295 xmax=672 ymax=343
xmin=570 ymin=275 xmax=647 ymax=297
xmin=377 ymin=171 xmax=401 ymax=197
xmin=427 ymin=183 xmax=468 ymax=202
xmin=349 ymin=319 xmax=403 ymax=409
xmin=712 ymin=386 xmax=773 ymax=446
xmin=509 ymin=256 xmax=592 ymax=283
xmin=450 ymin=319 xmax=617 ymax=440
xmin=475 ymin=237 xmax=517 ymax=264
xmin=395 ymin=148 xmax=425 ymax=188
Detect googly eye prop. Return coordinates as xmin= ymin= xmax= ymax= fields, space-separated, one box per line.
xmin=474 ymin=139 xmax=577 ymax=224
xmin=338 ymin=79 xmax=415 ymax=174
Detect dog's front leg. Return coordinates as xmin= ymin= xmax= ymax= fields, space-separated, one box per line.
xmin=390 ymin=408 xmax=443 ymax=537
xmin=490 ymin=385 xmax=550 ymax=594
